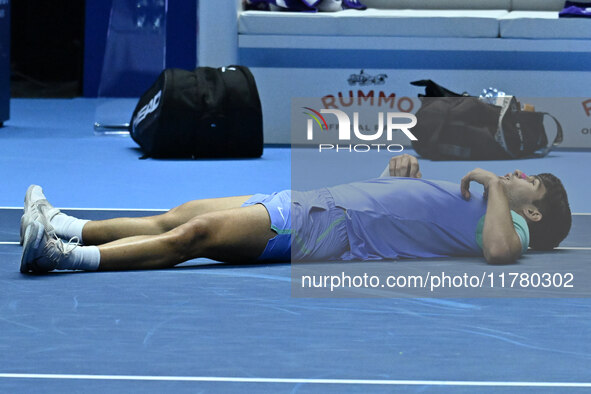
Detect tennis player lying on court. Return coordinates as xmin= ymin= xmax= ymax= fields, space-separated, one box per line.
xmin=19 ymin=154 xmax=571 ymax=273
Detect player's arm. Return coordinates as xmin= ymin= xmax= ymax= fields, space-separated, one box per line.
xmin=380 ymin=154 xmax=422 ymax=178
xmin=461 ymin=168 xmax=523 ymax=265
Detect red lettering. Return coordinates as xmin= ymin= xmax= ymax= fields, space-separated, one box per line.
xmin=322 ymin=95 xmax=338 ymax=109
xmin=358 ymin=90 xmax=374 ymax=106
xmin=583 ymin=99 xmax=591 ymax=117
xmin=338 ymin=91 xmax=354 ymax=107
xmin=397 ymin=97 xmax=414 ymax=113
xmin=323 ymin=91 xmax=405 ymax=110
xmin=378 ymin=92 xmax=396 ymax=109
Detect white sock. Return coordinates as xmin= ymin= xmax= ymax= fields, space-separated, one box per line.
xmin=56 ymin=245 xmax=101 ymax=271
xmin=50 ymin=213 xmax=90 ymax=243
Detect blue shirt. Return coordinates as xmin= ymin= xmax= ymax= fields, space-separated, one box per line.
xmin=327 ymin=177 xmax=529 ymax=260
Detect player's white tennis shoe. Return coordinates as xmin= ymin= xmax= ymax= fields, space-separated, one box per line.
xmin=20 ymin=185 xmax=42 ymax=245
xmin=20 ymin=220 xmax=79 ymax=273
xmin=20 ymin=185 xmax=60 ymax=245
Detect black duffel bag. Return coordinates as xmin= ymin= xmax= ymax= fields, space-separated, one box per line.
xmin=409 ymin=80 xmax=563 ymax=160
xmin=130 ymin=65 xmax=263 ymax=158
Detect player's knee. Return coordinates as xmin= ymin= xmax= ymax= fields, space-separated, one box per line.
xmin=167 ymin=217 xmax=212 ymax=261
xmin=155 ymin=209 xmax=182 ymax=232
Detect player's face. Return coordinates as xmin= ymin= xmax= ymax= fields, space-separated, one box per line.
xmin=499 ymin=169 xmax=546 ymax=210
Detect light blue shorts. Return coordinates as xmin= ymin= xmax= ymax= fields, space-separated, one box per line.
xmin=291 ymin=188 xmax=349 ymax=261
xmin=242 ymin=190 xmax=292 ymax=261
xmin=242 ymin=189 xmax=350 ymax=262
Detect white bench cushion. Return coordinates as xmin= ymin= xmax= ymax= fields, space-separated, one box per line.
xmin=239 ymin=9 xmax=508 ymax=38
xmin=500 ymin=11 xmax=591 ymax=39
xmin=362 ymin=0 xmax=510 ymax=10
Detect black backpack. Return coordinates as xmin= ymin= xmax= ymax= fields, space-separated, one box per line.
xmin=409 ymin=80 xmax=563 ymax=160
xmin=130 ymin=65 xmax=263 ymax=158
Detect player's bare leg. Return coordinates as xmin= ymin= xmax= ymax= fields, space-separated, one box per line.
xmin=97 ymin=204 xmax=274 ymax=270
xmin=21 ymin=204 xmax=275 ymax=273
xmin=82 ymin=195 xmax=253 ymax=245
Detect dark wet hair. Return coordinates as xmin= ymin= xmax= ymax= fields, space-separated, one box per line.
xmin=528 ymin=173 xmax=571 ymax=250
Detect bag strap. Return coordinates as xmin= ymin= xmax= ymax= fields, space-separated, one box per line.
xmin=494 ymin=96 xmax=520 ymax=159
xmin=497 ymin=107 xmax=563 ymax=159
xmin=533 ymin=112 xmax=564 ymax=158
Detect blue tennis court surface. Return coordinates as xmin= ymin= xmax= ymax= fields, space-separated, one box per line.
xmin=1 ymin=99 xmax=591 ymax=392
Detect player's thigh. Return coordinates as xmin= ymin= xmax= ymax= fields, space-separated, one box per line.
xmin=163 ymin=195 xmax=253 ymax=228
xmin=200 ymin=204 xmax=276 ymax=261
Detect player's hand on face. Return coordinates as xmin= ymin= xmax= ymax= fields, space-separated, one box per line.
xmin=389 ymin=154 xmax=422 ymax=178
xmin=460 ymin=168 xmax=501 ymax=200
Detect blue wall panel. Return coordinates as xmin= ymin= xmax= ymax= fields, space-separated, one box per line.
xmin=83 ymin=0 xmax=197 ymax=97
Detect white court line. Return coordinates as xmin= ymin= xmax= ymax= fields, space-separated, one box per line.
xmin=0 ymin=374 xmax=590 ymax=387
xmin=0 ymin=207 xmax=167 ymax=212
xmin=0 ymin=242 xmax=19 ymax=245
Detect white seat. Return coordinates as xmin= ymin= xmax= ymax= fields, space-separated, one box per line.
xmin=362 ymin=0 xmax=510 ymax=10
xmin=239 ymin=9 xmax=509 ymax=38
xmin=500 ymin=11 xmax=591 ymax=39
